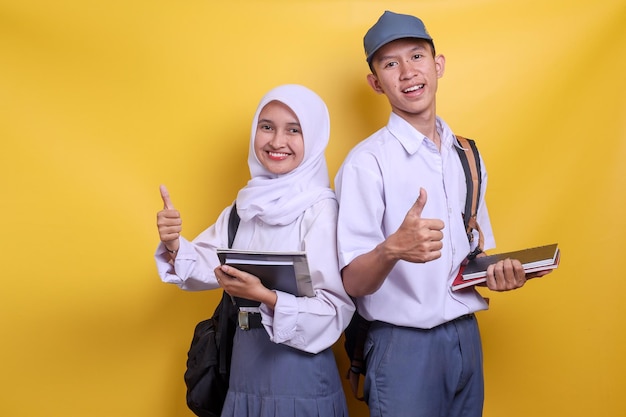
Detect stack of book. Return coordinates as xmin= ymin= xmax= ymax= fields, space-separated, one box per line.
xmin=217 ymin=249 xmax=314 ymax=306
xmin=451 ymin=243 xmax=560 ymax=291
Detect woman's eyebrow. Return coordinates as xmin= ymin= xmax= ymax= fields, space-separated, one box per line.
xmin=257 ymin=119 xmax=301 ymax=127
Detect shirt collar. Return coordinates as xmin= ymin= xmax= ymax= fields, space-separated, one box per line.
xmin=386 ymin=112 xmax=457 ymax=154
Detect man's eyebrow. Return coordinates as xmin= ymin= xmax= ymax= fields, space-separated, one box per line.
xmin=375 ymin=53 xmax=396 ymax=63
xmin=376 ymin=45 xmax=427 ymax=63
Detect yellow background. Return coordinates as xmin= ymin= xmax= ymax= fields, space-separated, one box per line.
xmin=1 ymin=1 xmax=625 ymax=416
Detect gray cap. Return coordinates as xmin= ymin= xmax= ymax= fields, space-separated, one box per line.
xmin=364 ymin=11 xmax=433 ymax=65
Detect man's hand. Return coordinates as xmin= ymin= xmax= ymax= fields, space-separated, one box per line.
xmin=485 ymin=258 xmax=527 ymax=291
xmin=386 ymin=187 xmax=445 ymax=263
xmin=156 ymin=185 xmax=182 ymax=253
xmin=342 ymin=188 xmax=445 ymax=297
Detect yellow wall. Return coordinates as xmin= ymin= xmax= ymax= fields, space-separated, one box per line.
xmin=1 ymin=1 xmax=624 ymax=416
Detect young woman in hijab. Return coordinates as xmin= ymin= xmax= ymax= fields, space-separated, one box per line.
xmin=155 ymin=84 xmax=354 ymax=417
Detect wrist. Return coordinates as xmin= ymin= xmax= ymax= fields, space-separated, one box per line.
xmin=261 ymin=290 xmax=278 ymax=310
xmin=377 ymin=239 xmax=399 ymax=264
xmin=164 ymin=245 xmax=178 ymax=255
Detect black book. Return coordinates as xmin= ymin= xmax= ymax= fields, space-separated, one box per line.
xmin=216 ymin=249 xmax=314 ymax=307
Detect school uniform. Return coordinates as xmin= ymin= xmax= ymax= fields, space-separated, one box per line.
xmin=156 ymin=85 xmax=354 ymax=417
xmin=335 ymin=113 xmax=495 ymax=416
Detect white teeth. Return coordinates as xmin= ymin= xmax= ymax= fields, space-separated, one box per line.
xmin=404 ymin=84 xmax=423 ymax=93
xmin=269 ymin=152 xmax=289 ymax=157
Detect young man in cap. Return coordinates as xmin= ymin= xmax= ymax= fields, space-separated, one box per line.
xmin=335 ymin=10 xmax=546 ymax=416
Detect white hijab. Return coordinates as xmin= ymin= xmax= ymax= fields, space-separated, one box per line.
xmin=236 ymin=84 xmax=336 ymax=226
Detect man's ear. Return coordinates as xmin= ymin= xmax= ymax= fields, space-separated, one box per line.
xmin=367 ymin=73 xmax=384 ymax=94
xmin=435 ymin=54 xmax=446 ymax=79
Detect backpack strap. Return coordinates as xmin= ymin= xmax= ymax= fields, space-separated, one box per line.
xmin=217 ymin=203 xmax=240 ymax=375
xmin=227 ymin=203 xmax=240 ymax=248
xmin=455 ymin=135 xmax=484 ymax=259
xmin=345 ymin=312 xmax=370 ymax=401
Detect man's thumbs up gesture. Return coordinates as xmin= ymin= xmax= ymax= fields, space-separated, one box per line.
xmin=388 ymin=188 xmax=444 ymax=263
xmin=156 ymin=185 xmax=182 ymax=254
xmin=340 ymin=187 xmax=446 ymax=297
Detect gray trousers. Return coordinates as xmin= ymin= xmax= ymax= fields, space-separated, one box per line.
xmin=364 ymin=314 xmax=484 ymax=417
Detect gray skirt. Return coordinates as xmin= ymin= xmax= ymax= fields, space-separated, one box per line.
xmin=221 ymin=326 xmax=348 ymax=417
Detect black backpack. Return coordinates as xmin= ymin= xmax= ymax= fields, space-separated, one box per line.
xmin=184 ymin=205 xmax=240 ymax=417
xmin=343 ymin=136 xmax=484 ymax=400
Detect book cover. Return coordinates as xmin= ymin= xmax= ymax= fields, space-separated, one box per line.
xmin=451 ymin=243 xmax=560 ymax=291
xmin=451 ymin=271 xmax=489 ymax=291
xmin=462 ymin=243 xmax=559 ymax=280
xmin=216 ymin=249 xmax=314 ymax=307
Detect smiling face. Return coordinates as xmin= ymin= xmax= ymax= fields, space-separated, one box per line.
xmin=367 ymin=38 xmax=445 ymax=123
xmin=254 ymin=100 xmax=305 ymax=175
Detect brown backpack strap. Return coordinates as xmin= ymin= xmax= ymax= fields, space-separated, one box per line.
xmin=455 ymin=136 xmax=484 ymax=258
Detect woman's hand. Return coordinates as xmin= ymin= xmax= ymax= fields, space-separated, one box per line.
xmin=156 ymin=185 xmax=181 ymax=254
xmin=215 ymin=265 xmax=278 ymax=309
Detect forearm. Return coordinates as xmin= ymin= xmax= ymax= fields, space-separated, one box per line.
xmin=342 ymin=241 xmax=398 ymax=297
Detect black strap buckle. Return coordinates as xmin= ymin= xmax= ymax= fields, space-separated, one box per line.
xmin=467 ymin=246 xmax=483 ymax=261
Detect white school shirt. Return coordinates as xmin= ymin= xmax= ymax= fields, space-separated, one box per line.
xmin=335 ymin=113 xmax=494 ymax=329
xmin=155 ymin=198 xmax=355 ymax=354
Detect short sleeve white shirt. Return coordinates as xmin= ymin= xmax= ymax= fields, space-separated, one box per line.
xmin=335 ymin=113 xmax=495 ymax=328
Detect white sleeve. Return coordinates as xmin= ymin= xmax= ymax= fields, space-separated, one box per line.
xmin=154 ymin=205 xmax=233 ymax=291
xmin=259 ymin=199 xmax=355 ymax=354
